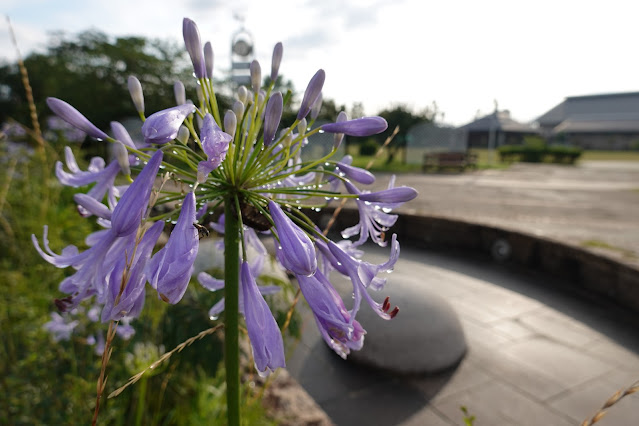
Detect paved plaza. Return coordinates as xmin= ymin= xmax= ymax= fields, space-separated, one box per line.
xmin=288 ymin=161 xmax=639 ymax=425
xmin=381 ymin=161 xmax=639 ymax=268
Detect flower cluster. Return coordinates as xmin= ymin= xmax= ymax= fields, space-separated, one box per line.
xmin=34 ymin=17 xmax=417 ymax=376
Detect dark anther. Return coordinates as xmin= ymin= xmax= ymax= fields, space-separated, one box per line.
xmin=389 ymin=307 xmax=399 ymax=319
xmin=54 ymin=296 xmax=73 ymax=312
xmin=382 ymin=296 xmax=390 ymax=312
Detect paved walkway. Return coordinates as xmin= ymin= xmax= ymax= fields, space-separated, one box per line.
xmin=374 ymin=161 xmax=639 ymax=268
xmin=288 ymin=162 xmax=639 ymax=425
xmin=288 ymin=247 xmax=639 ymax=425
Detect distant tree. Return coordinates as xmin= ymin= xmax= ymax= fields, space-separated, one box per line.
xmin=376 ymin=104 xmax=435 ymax=164
xmin=0 ymin=30 xmax=203 ymax=133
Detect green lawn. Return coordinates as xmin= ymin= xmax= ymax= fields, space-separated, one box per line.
xmin=343 ymin=146 xmax=639 ymax=174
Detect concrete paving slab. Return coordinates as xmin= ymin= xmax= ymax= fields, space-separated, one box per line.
xmin=549 ymin=379 xmax=639 ymax=425
xmin=499 ymin=337 xmax=613 ymax=390
xmin=433 ymin=381 xmax=574 ymax=426
xmin=518 ymin=309 xmax=603 ymax=348
xmin=288 ymin=246 xmax=639 ymax=424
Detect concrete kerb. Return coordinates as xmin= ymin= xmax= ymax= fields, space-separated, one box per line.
xmin=310 ymin=208 xmax=639 ymax=314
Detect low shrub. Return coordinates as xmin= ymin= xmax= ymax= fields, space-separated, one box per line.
xmin=498 ymin=140 xmax=582 ymax=164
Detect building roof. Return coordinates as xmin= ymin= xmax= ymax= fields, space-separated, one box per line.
xmin=459 ymin=110 xmax=536 ymax=133
xmin=537 ymin=92 xmax=639 ymax=134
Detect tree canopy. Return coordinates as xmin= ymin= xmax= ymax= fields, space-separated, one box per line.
xmin=0 ymin=30 xmax=195 ymax=131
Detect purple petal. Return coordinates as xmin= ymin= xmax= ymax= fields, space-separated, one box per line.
xmin=142 ymin=104 xmax=195 ymax=145
xmin=183 ymin=18 xmax=206 ymax=79
xmin=111 ymin=150 xmax=163 ymax=236
xmin=358 ymin=187 xmax=418 ymax=203
xmin=269 ymin=201 xmax=317 ymax=276
xmin=297 ymin=69 xmax=325 ymax=120
xmin=322 ymin=116 xmax=388 ymax=137
xmin=297 ymin=269 xmax=365 ymax=358
xmin=337 ymin=161 xmax=375 ymax=185
xmin=46 ymin=98 xmax=109 ymax=140
xmin=240 ymin=261 xmax=285 ymax=375
xmin=147 ymin=192 xmax=199 ymax=304
xmin=201 ymin=114 xmax=232 ymax=160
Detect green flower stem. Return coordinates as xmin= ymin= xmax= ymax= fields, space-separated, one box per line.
xmin=224 ymin=194 xmax=241 ymax=426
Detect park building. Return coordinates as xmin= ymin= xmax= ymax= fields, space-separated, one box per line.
xmin=459 ymin=110 xmax=538 ymax=149
xmin=536 ymin=91 xmax=639 ymax=150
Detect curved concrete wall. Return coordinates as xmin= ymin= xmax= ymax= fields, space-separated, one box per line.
xmin=312 ymin=208 xmax=639 ymax=313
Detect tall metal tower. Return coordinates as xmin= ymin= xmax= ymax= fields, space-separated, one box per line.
xmin=230 ymin=13 xmax=254 ymax=87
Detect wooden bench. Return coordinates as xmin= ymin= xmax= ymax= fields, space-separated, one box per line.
xmin=422 ymin=152 xmax=477 ymax=172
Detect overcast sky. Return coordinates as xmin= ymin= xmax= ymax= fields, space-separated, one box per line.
xmin=3 ymin=0 xmax=639 ymax=125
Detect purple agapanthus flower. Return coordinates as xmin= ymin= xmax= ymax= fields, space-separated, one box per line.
xmin=141 ymin=104 xmax=195 ymax=144
xmin=197 ymin=114 xmax=232 ymax=182
xmin=322 ymin=116 xmax=388 ymax=137
xmin=183 ymin=18 xmax=206 ymax=79
xmin=269 ymin=200 xmax=317 ymax=276
xmin=297 ymin=69 xmax=325 ymax=120
xmin=147 ymin=192 xmax=199 ymax=304
xmin=297 ymin=269 xmax=365 ymax=359
xmin=327 ymin=235 xmax=400 ymax=319
xmin=46 ymin=98 xmax=109 ymax=140
xmin=44 ymin=312 xmax=79 ymax=342
xmin=36 ymin=18 xmax=417 ymax=378
xmin=111 ymin=150 xmax=163 ymax=237
xmin=240 ymin=261 xmax=285 ymax=375
xmin=263 ymin=92 xmax=283 ymax=146
xmin=101 ymin=221 xmax=164 ymax=322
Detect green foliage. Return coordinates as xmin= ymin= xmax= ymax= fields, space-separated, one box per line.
xmin=460 ymin=406 xmax=476 ymax=425
xmin=0 ymin=142 xmax=292 ymax=424
xmin=498 ymin=137 xmax=582 ymax=164
xmin=375 ymin=104 xmax=436 ymax=164
xmin=0 ymin=30 xmax=207 ymax=130
xmin=359 ymin=139 xmax=380 ymax=156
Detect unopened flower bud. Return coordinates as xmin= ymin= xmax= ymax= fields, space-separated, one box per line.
xmin=110 ymin=121 xmax=136 ymax=149
xmin=113 ymin=141 xmax=130 ymax=177
xmin=237 ymin=86 xmax=248 ymax=104
xmin=183 ymin=18 xmax=206 ymax=78
xmin=177 ymin=126 xmax=190 ymax=144
xmin=174 ymin=81 xmax=186 ymax=105
xmin=196 ymin=85 xmax=204 ymax=105
xmin=204 ymin=41 xmax=214 ymax=79
xmin=270 ymin=42 xmax=283 ymax=82
xmin=298 ymin=69 xmax=325 ymax=120
xmin=127 ymin=76 xmax=144 ymax=114
xmin=263 ymin=92 xmax=283 ymax=146
xmin=333 ymin=111 xmax=348 ymax=149
xmin=358 ymin=187 xmax=418 ymax=203
xmin=310 ymin=92 xmax=323 ymax=120
xmin=46 ymin=98 xmax=109 ymax=140
xmin=232 ymin=100 xmax=245 ymax=121
xmin=322 ymin=116 xmax=387 ymax=137
xmin=250 ymin=60 xmax=261 ymax=93
xmin=224 ymin=110 xmax=237 ymax=138
xmin=258 ymin=91 xmax=265 ymax=110
xmin=297 ymin=118 xmax=307 ymax=136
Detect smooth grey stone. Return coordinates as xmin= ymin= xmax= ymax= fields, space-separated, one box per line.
xmin=332 ymin=274 xmax=467 ymax=374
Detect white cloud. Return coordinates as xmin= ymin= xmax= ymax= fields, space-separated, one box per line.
xmin=3 ymin=0 xmax=639 ymax=125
